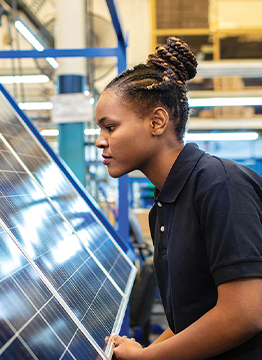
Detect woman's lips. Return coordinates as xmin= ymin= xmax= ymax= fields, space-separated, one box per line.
xmin=102 ymin=156 xmax=112 ymax=165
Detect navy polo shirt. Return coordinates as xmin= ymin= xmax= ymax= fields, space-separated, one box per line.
xmin=149 ymin=142 xmax=262 ymax=359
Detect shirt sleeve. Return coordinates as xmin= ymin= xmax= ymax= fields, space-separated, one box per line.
xmin=195 ymin=175 xmax=262 ymax=286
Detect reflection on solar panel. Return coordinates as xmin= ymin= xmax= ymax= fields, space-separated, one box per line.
xmin=0 ymin=84 xmax=137 ymax=360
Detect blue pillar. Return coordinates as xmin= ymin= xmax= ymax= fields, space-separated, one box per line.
xmin=56 ymin=0 xmax=86 ymax=186
xmin=57 ymin=75 xmax=86 ymax=186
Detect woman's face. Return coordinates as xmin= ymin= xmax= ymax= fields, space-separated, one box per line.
xmin=95 ymin=90 xmax=156 ymax=178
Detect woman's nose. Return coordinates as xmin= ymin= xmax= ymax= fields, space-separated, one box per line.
xmin=96 ymin=133 xmax=108 ymax=148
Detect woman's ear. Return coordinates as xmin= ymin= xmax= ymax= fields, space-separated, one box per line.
xmin=150 ymin=107 xmax=169 ymax=135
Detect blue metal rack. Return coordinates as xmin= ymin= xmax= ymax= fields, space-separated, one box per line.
xmin=0 ymin=0 xmax=130 ymax=249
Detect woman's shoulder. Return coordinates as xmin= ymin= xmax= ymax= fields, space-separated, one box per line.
xmin=193 ymin=150 xmax=262 ymax=199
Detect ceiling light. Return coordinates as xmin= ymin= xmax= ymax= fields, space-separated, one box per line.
xmin=19 ymin=102 xmax=53 ymax=110
xmin=40 ymin=129 xmax=59 ymax=136
xmin=40 ymin=128 xmax=100 ymax=137
xmin=189 ymin=97 xmax=262 ymax=107
xmin=46 ymin=57 xmax=59 ymax=69
xmin=84 ymin=128 xmax=100 ymax=136
xmin=0 ymin=75 xmax=50 ymax=84
xmin=15 ymin=20 xmax=44 ymax=51
xmin=185 ymin=132 xmax=259 ymax=141
xmin=15 ymin=18 xmax=58 ymax=69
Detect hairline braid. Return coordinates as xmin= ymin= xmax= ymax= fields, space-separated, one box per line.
xmin=104 ymin=37 xmax=197 ymax=141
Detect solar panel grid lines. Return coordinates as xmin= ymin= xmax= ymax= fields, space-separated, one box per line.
xmin=1 ymin=271 xmax=82 ymax=360
xmin=0 ymin=200 xmax=112 ymax=358
xmin=0 ymin=93 xmax=134 ymax=292
xmin=0 ymin=217 xmax=110 ymax=360
xmin=0 ymin=134 xmax=114 ymax=356
xmin=0 ymin=91 xmax=136 ymax=271
xmin=0 ymin=87 xmax=137 ymax=359
xmin=0 ymin=130 xmax=125 ymax=299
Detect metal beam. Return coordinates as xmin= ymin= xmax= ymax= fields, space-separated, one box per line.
xmin=0 ymin=46 xmax=122 ymax=59
xmin=197 ymin=60 xmax=262 ymax=78
xmin=190 ymin=90 xmax=262 ymax=98
xmin=115 ymin=39 xmax=129 ymax=248
xmin=188 ymin=117 xmax=262 ymax=130
xmin=105 ymin=0 xmax=126 ymax=48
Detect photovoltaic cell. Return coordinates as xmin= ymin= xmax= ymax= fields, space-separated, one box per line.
xmin=0 ymin=86 xmax=137 ymax=359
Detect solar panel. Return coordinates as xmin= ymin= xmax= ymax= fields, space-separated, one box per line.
xmin=0 ymin=84 xmax=137 ymax=360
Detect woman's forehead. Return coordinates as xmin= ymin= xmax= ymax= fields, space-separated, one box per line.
xmin=96 ymin=90 xmax=128 ymax=119
xmin=97 ymin=89 xmax=130 ymax=113
xmin=97 ymin=89 xmax=118 ymax=107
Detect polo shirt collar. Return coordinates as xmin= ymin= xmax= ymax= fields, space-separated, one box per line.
xmin=154 ymin=142 xmax=205 ymax=203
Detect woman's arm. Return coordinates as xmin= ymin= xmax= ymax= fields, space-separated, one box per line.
xmin=112 ymin=277 xmax=262 ymax=360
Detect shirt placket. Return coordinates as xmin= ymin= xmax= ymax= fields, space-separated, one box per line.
xmin=156 ymin=201 xmax=166 ymax=251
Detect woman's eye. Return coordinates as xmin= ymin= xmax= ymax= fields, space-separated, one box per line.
xmin=106 ymin=125 xmax=115 ymax=132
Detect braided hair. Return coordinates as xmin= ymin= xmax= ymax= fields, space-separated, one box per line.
xmin=104 ymin=37 xmax=198 ymax=142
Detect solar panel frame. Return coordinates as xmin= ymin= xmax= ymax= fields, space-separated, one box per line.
xmin=0 ymin=83 xmax=137 ymax=360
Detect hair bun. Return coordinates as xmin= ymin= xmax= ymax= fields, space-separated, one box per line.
xmin=152 ymin=36 xmax=198 ymax=83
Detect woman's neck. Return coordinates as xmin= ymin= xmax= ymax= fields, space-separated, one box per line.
xmin=143 ymin=142 xmax=184 ymax=190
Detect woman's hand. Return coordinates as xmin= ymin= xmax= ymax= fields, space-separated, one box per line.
xmin=111 ymin=334 xmax=144 ymax=360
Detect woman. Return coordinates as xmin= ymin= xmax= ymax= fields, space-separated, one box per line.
xmin=95 ymin=37 xmax=262 ymax=360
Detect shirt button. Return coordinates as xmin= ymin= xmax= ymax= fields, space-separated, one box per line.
xmin=157 ymin=202 xmax=162 ymax=207
xmin=160 ymin=225 xmax=165 ymax=232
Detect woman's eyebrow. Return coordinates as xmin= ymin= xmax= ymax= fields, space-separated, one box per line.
xmin=96 ymin=117 xmax=107 ymax=126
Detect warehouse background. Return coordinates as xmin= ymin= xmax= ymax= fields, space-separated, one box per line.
xmin=0 ymin=0 xmax=262 ymax=232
